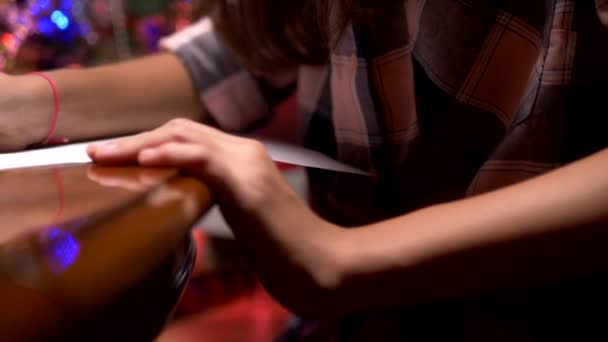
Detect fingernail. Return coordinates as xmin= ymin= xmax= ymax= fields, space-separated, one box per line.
xmin=97 ymin=143 xmax=117 ymax=154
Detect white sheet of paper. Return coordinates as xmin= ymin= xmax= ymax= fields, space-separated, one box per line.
xmin=0 ymin=137 xmax=366 ymax=239
xmin=0 ymin=140 xmax=104 ymax=171
xmin=0 ymin=137 xmax=370 ymax=175
xmin=258 ymin=138 xmax=370 ymax=175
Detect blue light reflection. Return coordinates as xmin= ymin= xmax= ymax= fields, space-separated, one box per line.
xmin=45 ymin=227 xmax=80 ymax=273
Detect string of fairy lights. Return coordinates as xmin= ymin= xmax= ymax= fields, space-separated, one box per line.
xmin=0 ymin=0 xmax=193 ymax=71
xmin=0 ymin=0 xmax=117 ymax=70
xmin=1 ymin=0 xmax=98 ymax=52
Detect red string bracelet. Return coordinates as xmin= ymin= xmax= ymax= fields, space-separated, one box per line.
xmin=30 ymin=71 xmax=69 ymax=145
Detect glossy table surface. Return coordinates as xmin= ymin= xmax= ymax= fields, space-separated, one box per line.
xmin=0 ymin=163 xmax=214 ymax=341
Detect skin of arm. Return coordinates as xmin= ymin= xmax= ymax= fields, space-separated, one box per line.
xmin=86 ymin=119 xmax=608 ymax=319
xmin=1 ymin=53 xmax=205 ymax=151
xmin=321 ymin=146 xmax=608 ymax=317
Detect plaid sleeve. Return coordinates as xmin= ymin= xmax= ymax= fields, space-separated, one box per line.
xmin=159 ymin=18 xmax=296 ymax=132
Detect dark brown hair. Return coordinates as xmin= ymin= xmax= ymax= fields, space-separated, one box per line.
xmin=193 ymin=0 xmax=356 ymax=72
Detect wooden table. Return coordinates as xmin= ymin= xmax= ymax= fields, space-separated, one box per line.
xmin=0 ymin=163 xmax=214 ymax=341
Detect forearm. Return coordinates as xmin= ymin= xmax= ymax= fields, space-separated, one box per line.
xmin=333 ymin=147 xmax=608 ymax=314
xmin=13 ymin=53 xmax=205 ymax=145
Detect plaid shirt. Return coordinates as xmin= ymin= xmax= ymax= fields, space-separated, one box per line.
xmin=162 ymin=1 xmax=608 ymax=340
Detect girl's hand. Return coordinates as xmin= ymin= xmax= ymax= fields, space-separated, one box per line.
xmin=87 ymin=119 xmax=346 ymax=317
xmin=87 ymin=118 xmax=295 ymax=219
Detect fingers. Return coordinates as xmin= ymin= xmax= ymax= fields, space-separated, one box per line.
xmin=86 ymin=118 xmax=242 ymax=192
xmin=138 ymin=142 xmax=227 ymax=187
xmin=88 ymin=120 xmax=193 ymax=164
xmin=138 ymin=142 xmax=207 ymax=167
xmin=88 ymin=133 xmax=161 ymax=165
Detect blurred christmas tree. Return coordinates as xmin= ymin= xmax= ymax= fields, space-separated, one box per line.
xmin=0 ymin=0 xmax=193 ymax=73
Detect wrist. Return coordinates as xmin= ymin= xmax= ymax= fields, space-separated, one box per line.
xmin=12 ymin=74 xmax=57 ymax=146
xmin=264 ymin=201 xmax=351 ymax=316
xmin=271 ymin=192 xmax=350 ymax=292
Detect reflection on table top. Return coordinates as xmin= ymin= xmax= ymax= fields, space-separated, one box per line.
xmin=0 ymin=163 xmax=214 ymax=341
